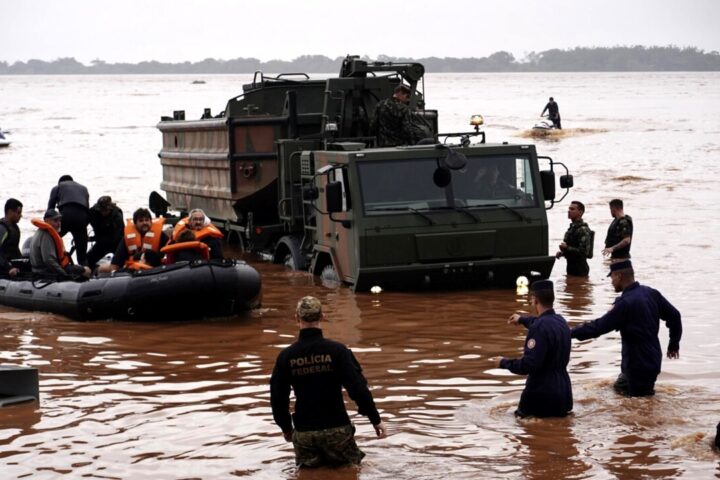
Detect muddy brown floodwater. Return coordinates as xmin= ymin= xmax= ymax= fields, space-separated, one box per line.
xmin=1 ymin=72 xmax=720 ymax=478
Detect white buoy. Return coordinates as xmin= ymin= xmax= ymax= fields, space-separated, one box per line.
xmin=516 ymin=276 xmax=529 ymax=287
xmin=370 ymin=286 xmax=382 ymax=294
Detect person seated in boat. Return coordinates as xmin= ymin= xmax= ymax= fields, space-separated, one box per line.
xmin=28 ymin=209 xmax=91 ymax=279
xmin=171 ymin=208 xmax=224 ymax=260
xmin=98 ymin=208 xmax=169 ymax=273
xmin=87 ymin=195 xmax=124 ymax=267
xmin=0 ymin=198 xmax=25 ymax=278
xmin=164 ymin=230 xmax=207 ymax=263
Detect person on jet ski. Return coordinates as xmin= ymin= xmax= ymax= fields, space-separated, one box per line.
xmin=540 ymin=97 xmax=562 ymax=129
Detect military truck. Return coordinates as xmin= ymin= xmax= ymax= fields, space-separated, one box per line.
xmin=155 ymin=56 xmax=573 ymax=291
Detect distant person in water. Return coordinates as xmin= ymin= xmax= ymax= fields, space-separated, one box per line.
xmin=540 ymin=97 xmax=561 ymax=129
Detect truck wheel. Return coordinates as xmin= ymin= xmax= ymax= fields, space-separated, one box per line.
xmin=273 ymin=235 xmax=306 ymax=271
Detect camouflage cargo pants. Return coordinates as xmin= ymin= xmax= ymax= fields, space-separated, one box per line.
xmin=292 ymin=424 xmax=365 ymax=467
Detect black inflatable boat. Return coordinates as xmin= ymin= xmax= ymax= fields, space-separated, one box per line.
xmin=0 ymin=260 xmax=261 ymax=321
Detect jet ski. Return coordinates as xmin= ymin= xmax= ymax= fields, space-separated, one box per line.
xmin=532 ymin=119 xmax=556 ymax=130
xmin=0 ymin=129 xmax=10 ymax=147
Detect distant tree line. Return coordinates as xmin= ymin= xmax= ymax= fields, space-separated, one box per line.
xmin=1 ymin=46 xmax=719 ymax=74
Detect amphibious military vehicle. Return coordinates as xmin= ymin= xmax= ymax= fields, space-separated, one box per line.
xmin=155 ymin=56 xmax=573 ymax=291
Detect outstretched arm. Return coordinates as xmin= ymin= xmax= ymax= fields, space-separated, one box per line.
xmin=572 ymin=302 xmax=625 ymax=341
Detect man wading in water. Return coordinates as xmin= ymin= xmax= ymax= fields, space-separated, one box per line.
xmin=270 ymin=296 xmax=386 ymax=468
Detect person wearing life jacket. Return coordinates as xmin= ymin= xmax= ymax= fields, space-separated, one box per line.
xmin=28 ymin=209 xmax=91 ymax=279
xmin=171 ymin=208 xmax=224 ymax=260
xmin=161 ymin=230 xmax=210 ymax=264
xmin=98 ymin=208 xmax=169 ymax=273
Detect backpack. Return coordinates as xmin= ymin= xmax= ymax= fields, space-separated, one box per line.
xmin=586 ymin=228 xmax=595 ymax=259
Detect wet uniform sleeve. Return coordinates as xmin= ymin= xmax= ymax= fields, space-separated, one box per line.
xmin=499 ymin=324 xmax=548 ymax=375
xmin=0 ymin=224 xmax=10 ymax=271
xmin=571 ymin=301 xmax=626 ymax=340
xmin=655 ymin=289 xmax=682 ymax=351
xmin=47 ymin=186 xmax=59 ymax=210
xmin=269 ymin=354 xmax=293 ymax=433
xmin=341 ymin=349 xmax=381 ymax=426
xmin=519 ymin=315 xmax=537 ymax=329
xmin=618 ymin=217 xmax=633 ymax=238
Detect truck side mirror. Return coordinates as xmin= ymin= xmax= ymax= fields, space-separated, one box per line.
xmin=326 ymin=181 xmax=343 ymax=213
xmin=560 ymin=174 xmax=574 ymax=189
xmin=540 ymin=170 xmax=556 ymax=200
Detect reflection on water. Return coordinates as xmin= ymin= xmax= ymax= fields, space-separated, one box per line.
xmin=1 ymin=72 xmax=720 ymax=478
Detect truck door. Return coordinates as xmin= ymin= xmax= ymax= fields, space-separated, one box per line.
xmin=327 ymin=167 xmax=356 ymax=282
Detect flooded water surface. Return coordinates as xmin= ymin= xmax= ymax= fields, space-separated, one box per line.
xmin=1 ymin=73 xmax=719 ymax=478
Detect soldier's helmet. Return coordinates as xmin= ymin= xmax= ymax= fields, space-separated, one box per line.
xmin=297 ymin=296 xmax=322 ymax=322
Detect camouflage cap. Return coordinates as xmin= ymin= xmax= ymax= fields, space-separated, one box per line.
xmin=296 ymin=296 xmax=322 ymax=322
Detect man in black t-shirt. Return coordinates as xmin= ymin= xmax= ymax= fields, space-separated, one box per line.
xmin=602 ymin=198 xmax=633 ymax=259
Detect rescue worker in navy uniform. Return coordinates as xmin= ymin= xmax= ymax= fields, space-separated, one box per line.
xmin=270 ymin=296 xmax=387 ymax=468
xmin=0 ymin=198 xmax=24 ymax=277
xmin=170 ymin=208 xmax=223 ymax=260
xmin=540 ymin=96 xmax=562 ymax=129
xmin=87 ymin=196 xmax=124 ymax=267
xmin=370 ymin=84 xmax=426 ymax=147
xmin=499 ymin=280 xmax=573 ymax=417
xmin=556 ymin=201 xmax=592 ymax=277
xmin=602 ymin=198 xmax=633 ymax=259
xmin=571 ymin=260 xmax=682 ymax=396
xmin=47 ymin=174 xmax=90 ymax=266
xmin=28 ymin=209 xmax=91 ymax=279
xmin=97 ymin=208 xmax=169 ymax=273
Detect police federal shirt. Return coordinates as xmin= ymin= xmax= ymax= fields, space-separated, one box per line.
xmin=270 ymin=328 xmax=381 ymax=433
xmin=572 ymin=282 xmax=682 ymax=377
xmin=499 ymin=309 xmax=573 ymax=416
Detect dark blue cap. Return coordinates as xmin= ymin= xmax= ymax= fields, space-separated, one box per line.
xmin=607 ymin=260 xmax=633 ymax=277
xmin=531 ymin=279 xmax=553 ymax=292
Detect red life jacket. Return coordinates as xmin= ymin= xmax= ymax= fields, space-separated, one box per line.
xmin=123 ymin=218 xmax=165 ymax=269
xmin=172 ymin=217 xmax=223 ymax=242
xmin=31 ymin=218 xmax=71 ymax=267
xmin=160 ymin=241 xmax=210 ymax=264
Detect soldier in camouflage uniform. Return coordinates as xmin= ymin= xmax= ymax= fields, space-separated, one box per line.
xmin=370 ymin=84 xmax=426 ymax=147
xmin=602 ymin=198 xmax=633 ymax=259
xmin=270 ymin=296 xmax=386 ymax=468
xmin=556 ymin=201 xmax=592 ymax=276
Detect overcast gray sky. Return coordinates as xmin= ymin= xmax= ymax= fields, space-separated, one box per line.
xmin=2 ymin=0 xmax=719 ymax=63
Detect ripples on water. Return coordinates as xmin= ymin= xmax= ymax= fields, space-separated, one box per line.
xmin=1 ymin=73 xmax=720 ymax=478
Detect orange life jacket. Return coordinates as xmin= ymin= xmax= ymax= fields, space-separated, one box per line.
xmin=31 ymin=218 xmax=71 ymax=268
xmin=160 ymin=241 xmax=210 ymax=264
xmin=172 ymin=217 xmax=223 ymax=242
xmin=124 ymin=218 xmax=165 ymax=269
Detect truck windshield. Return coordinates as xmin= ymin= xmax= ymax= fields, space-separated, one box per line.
xmin=358 ymin=154 xmax=536 ymax=214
